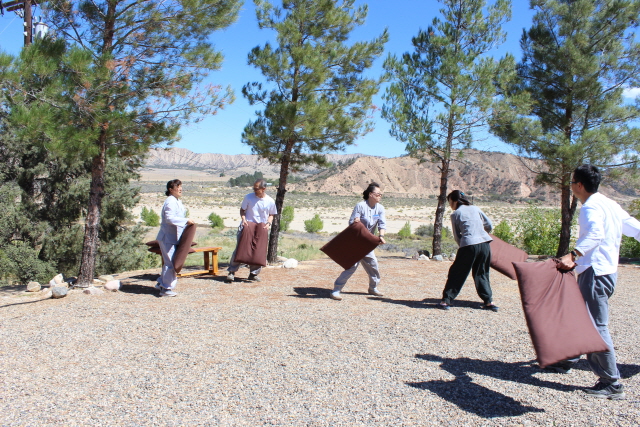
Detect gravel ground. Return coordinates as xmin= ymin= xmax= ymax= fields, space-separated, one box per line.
xmin=1 ymin=258 xmax=639 ymax=426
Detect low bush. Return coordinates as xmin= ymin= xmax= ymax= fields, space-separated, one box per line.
xmin=280 ymin=205 xmax=294 ymax=232
xmin=493 ymin=220 xmax=515 ymax=243
xmin=398 ymin=221 xmax=412 ymax=238
xmin=140 ymin=206 xmax=160 ymax=226
xmin=304 ymin=214 xmax=324 ymax=233
xmin=208 ymin=212 xmax=224 ymax=229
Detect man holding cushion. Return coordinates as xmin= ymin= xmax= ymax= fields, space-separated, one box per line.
xmin=557 ymin=164 xmax=640 ymax=400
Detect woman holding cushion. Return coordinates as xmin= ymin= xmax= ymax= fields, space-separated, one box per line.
xmin=330 ymin=182 xmax=386 ymax=301
xmin=438 ymin=190 xmax=498 ymax=311
xmin=155 ymin=179 xmax=194 ymax=297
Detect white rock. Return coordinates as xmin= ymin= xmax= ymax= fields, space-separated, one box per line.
xmin=53 ymin=273 xmax=64 ymax=285
xmin=83 ymin=287 xmax=104 ymax=296
xmin=26 ymin=282 xmax=41 ymax=292
xmin=52 ymin=286 xmax=68 ymax=299
xmin=432 ymin=255 xmax=444 ymax=261
xmin=48 ymin=279 xmax=57 ymax=287
xmin=104 ymin=280 xmax=120 ymax=291
xmin=276 ymin=256 xmax=288 ymax=262
xmin=92 ymin=279 xmax=105 ymax=286
xmin=40 ymin=288 xmax=52 ymax=299
xmin=98 ymin=275 xmax=115 ymax=282
xmin=283 ymin=258 xmax=299 ymax=269
xmin=418 ymin=254 xmax=429 ymax=261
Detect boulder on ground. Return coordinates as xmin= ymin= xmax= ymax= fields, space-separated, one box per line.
xmin=40 ymin=288 xmax=52 ymax=299
xmin=104 ymin=280 xmax=120 ymax=292
xmin=52 ymin=286 xmax=68 ymax=299
xmin=53 ymin=273 xmax=64 ymax=285
xmin=432 ymin=255 xmax=444 ymax=261
xmin=98 ymin=275 xmax=115 ymax=282
xmin=283 ymin=258 xmax=299 ymax=269
xmin=276 ymin=256 xmax=288 ymax=262
xmin=92 ymin=279 xmax=105 ymax=286
xmin=418 ymin=254 xmax=429 ymax=261
xmin=83 ymin=287 xmax=104 ymax=296
xmin=26 ymin=282 xmax=41 ymax=292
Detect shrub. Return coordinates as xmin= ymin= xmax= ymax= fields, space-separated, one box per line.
xmin=141 ymin=207 xmax=160 ymax=226
xmin=0 ymin=243 xmax=57 ymax=285
xmin=208 ymin=212 xmax=224 ymax=229
xmin=515 ymin=205 xmax=562 ymax=255
xmin=415 ymin=224 xmax=434 ymax=237
xmin=398 ymin=221 xmax=412 ymax=238
xmin=493 ymin=220 xmax=515 ymax=244
xmin=280 ymin=205 xmax=294 ymax=231
xmin=304 ymin=214 xmax=323 ymax=233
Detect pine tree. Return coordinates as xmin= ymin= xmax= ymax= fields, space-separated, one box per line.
xmin=490 ymin=0 xmax=640 ymax=256
xmin=383 ymin=0 xmax=513 ymax=256
xmin=3 ymin=1 xmax=241 ymax=285
xmin=242 ymin=0 xmax=388 ymax=263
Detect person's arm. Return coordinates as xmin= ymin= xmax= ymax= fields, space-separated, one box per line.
xmin=164 ymin=198 xmax=188 ymax=227
xmin=264 ymin=214 xmax=274 ymax=229
xmin=622 ymin=215 xmax=640 ymax=241
xmin=349 ymin=204 xmax=360 ymax=224
xmin=377 ymin=206 xmax=386 ymax=244
xmin=240 ymin=208 xmax=248 ymax=227
xmin=558 ymin=205 xmax=604 ymax=270
xmin=480 ymin=210 xmax=492 ymax=233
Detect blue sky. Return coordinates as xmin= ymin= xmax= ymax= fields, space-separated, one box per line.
xmin=0 ymin=0 xmax=538 ymax=157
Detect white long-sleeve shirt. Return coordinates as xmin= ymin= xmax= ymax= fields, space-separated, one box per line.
xmin=349 ymin=200 xmax=386 ymax=234
xmin=575 ymin=192 xmax=640 ymax=275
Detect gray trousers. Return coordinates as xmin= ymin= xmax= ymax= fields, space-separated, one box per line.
xmin=333 ymin=250 xmax=380 ymax=292
xmin=578 ymin=267 xmax=620 ymax=384
xmin=227 ymin=226 xmax=263 ymax=276
xmin=158 ymin=240 xmax=178 ymax=290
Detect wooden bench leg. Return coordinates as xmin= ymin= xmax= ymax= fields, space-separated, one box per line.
xmin=204 ymin=251 xmax=210 ymax=274
xmin=212 ymin=251 xmax=218 ymax=275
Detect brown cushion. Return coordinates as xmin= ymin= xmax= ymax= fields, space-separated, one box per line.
xmin=513 ymin=259 xmax=608 ymax=368
xmin=146 ymin=240 xmax=197 ymax=248
xmin=173 ymin=224 xmax=197 ymax=273
xmin=234 ymin=222 xmax=269 ymax=267
xmin=489 ymin=234 xmax=528 ymax=280
xmin=148 ymin=246 xmax=196 ymax=255
xmin=320 ymin=221 xmax=381 ymax=270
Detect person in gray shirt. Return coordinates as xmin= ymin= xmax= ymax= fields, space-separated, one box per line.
xmin=330 ymin=182 xmax=387 ymax=301
xmin=438 ymin=190 xmax=498 ymax=311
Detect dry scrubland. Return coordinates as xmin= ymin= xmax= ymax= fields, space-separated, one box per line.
xmin=1 ymin=257 xmax=639 ymax=426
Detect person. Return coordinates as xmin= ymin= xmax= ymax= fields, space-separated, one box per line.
xmin=438 ymin=190 xmax=498 ymax=311
xmin=156 ymin=179 xmax=195 ymax=297
xmin=556 ymin=164 xmax=640 ymax=400
xmin=330 ymin=182 xmax=386 ymax=301
xmin=225 ymin=179 xmax=277 ymax=283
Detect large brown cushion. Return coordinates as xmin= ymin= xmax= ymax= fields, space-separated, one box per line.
xmin=513 ymin=259 xmax=608 ymax=368
xmin=234 ymin=222 xmax=269 ymax=267
xmin=320 ymin=221 xmax=381 ymax=270
xmin=489 ymin=234 xmax=528 ymax=280
xmin=173 ymin=224 xmax=197 ymax=273
xmin=146 ymin=240 xmax=197 ymax=248
xmin=147 ymin=247 xmax=196 ymax=255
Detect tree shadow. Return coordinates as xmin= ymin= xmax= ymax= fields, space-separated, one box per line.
xmin=119 ymin=283 xmax=158 ymax=295
xmin=0 ymin=298 xmax=50 ymax=309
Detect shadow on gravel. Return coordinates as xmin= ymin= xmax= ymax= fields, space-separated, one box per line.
xmin=374 ymin=297 xmax=486 ymax=310
xmin=292 ymin=287 xmax=332 ymax=298
xmin=408 ymin=354 xmax=588 ymax=418
xmin=119 ymin=283 xmax=158 ymax=295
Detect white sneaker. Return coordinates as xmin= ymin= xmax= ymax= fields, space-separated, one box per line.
xmin=160 ymin=289 xmax=177 ymax=297
xmin=368 ymin=288 xmax=383 ymax=297
xmin=330 ymin=291 xmax=342 ymax=301
xmin=154 ymin=282 xmax=163 ymax=291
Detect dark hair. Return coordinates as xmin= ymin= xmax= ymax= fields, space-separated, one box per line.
xmin=447 ymin=190 xmax=471 ymax=210
xmin=573 ymin=164 xmax=601 ymax=193
xmin=254 ymin=178 xmax=267 ymax=189
xmin=165 ymin=179 xmax=182 ymax=196
xmin=363 ymin=182 xmax=381 ymax=200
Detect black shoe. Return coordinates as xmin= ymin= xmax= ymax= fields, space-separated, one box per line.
xmin=225 ymin=273 xmax=235 ymax=283
xmin=438 ymin=302 xmax=451 ymax=310
xmin=483 ymin=303 xmax=499 ymax=312
xmin=248 ymin=273 xmax=261 ymax=282
xmin=544 ymin=361 xmax=575 ymax=374
xmin=583 ymin=381 xmax=625 ymax=400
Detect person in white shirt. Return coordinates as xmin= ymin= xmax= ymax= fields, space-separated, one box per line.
xmin=156 ymin=179 xmax=195 ymax=297
xmin=558 ymin=165 xmax=640 ymax=400
xmin=225 ymin=179 xmax=277 ymax=283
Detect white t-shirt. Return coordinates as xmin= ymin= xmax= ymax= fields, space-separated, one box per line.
xmin=241 ymin=193 xmax=277 ymax=224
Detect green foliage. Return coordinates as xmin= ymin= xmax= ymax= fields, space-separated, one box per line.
xmin=140 ymin=207 xmax=160 ymax=227
xmin=382 ymin=0 xmax=512 ymax=255
xmin=415 ymin=224 xmax=434 ymax=237
xmin=208 ymin=212 xmax=224 ymax=229
xmin=304 ymin=214 xmax=324 ymax=233
xmin=490 ymin=0 xmax=640 ymax=254
xmin=0 ymin=243 xmax=57 ymax=285
xmin=515 ymin=206 xmax=563 ymax=256
xmin=280 ymin=205 xmax=294 ymax=232
xmin=621 ymin=200 xmax=640 ymax=258
xmin=228 ymin=171 xmax=264 ymax=187
xmin=398 ymin=221 xmax=412 ymax=238
xmin=493 ymin=220 xmax=514 ymax=244
xmin=242 ymin=0 xmax=388 ymax=261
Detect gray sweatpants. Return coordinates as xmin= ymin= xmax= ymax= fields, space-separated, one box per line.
xmin=333 ymin=250 xmax=380 ymax=292
xmin=578 ymin=267 xmax=620 ymax=384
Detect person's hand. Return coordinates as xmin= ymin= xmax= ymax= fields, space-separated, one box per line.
xmin=263 ymin=222 xmax=271 ymax=229
xmin=241 ymin=218 xmax=248 ymax=227
xmin=187 ymin=219 xmax=195 ymax=226
xmin=557 ymin=253 xmax=576 ymax=270
xmin=379 ymin=236 xmax=386 ymax=245
xmin=353 ymin=217 xmax=360 ymax=223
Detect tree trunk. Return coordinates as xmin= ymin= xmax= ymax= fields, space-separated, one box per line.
xmin=557 ymin=176 xmax=578 ymax=257
xmin=267 ymin=152 xmax=291 ymax=263
xmin=77 ymin=130 xmax=107 ymax=286
xmin=432 ymin=158 xmax=450 ymax=256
